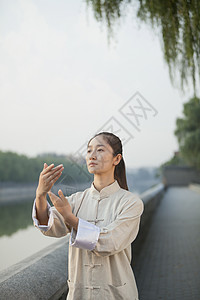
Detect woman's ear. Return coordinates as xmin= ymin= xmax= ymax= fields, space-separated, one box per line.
xmin=114 ymin=154 xmax=122 ymax=166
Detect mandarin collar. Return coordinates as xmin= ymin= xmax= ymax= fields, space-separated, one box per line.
xmin=90 ymin=179 xmax=121 ymax=200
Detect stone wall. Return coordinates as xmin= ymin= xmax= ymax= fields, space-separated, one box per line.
xmin=162 ymin=166 xmax=200 ymax=186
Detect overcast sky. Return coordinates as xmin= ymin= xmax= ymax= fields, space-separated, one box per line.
xmin=0 ymin=0 xmax=196 ymax=169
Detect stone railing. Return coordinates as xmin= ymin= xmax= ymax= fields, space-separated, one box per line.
xmin=131 ymin=183 xmax=165 ymax=262
xmin=0 ymin=239 xmax=69 ymax=300
xmin=0 ymin=183 xmax=165 ymax=300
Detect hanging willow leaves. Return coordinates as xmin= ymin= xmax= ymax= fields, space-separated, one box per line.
xmin=85 ymin=0 xmax=200 ymax=95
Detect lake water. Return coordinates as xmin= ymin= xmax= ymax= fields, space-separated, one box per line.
xmin=0 ymin=178 xmax=160 ymax=272
xmin=0 ymin=198 xmax=67 ymax=272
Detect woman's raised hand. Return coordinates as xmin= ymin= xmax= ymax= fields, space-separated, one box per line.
xmin=47 ymin=189 xmax=72 ymax=223
xmin=48 ymin=189 xmax=78 ymax=230
xmin=36 ymin=162 xmax=64 ymax=198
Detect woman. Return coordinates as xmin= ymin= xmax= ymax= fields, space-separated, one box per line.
xmin=32 ymin=131 xmax=144 ymax=300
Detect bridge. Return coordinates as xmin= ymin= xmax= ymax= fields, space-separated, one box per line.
xmin=0 ymin=182 xmax=199 ymax=299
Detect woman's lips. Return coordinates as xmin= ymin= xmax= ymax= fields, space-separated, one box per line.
xmin=89 ymin=163 xmax=97 ymax=166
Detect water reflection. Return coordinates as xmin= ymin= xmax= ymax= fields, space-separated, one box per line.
xmin=0 ymin=196 xmax=69 ymax=272
xmin=0 ymin=200 xmax=34 ymax=237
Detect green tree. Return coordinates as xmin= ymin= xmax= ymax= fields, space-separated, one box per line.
xmin=159 ymin=151 xmax=189 ymax=174
xmin=85 ymin=0 xmax=200 ymax=94
xmin=174 ymin=97 xmax=200 ymax=170
xmin=0 ymin=150 xmax=92 ymax=183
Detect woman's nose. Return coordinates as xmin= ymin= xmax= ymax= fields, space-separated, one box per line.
xmin=89 ymin=150 xmax=97 ymax=159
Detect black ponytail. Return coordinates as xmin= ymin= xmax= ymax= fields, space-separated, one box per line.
xmin=114 ymin=156 xmax=128 ymax=191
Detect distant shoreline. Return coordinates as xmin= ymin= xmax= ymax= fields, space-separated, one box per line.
xmin=0 ymin=182 xmax=38 ymax=203
xmin=0 ymin=181 xmax=91 ymax=204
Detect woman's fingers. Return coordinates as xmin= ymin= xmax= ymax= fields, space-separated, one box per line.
xmin=48 ymin=168 xmax=63 ymax=182
xmin=58 ymin=189 xmax=67 ymax=202
xmin=43 ymin=164 xmax=64 ymax=180
xmin=48 ymin=189 xmax=72 ymax=221
xmin=44 ymin=164 xmax=64 ymax=178
xmin=48 ymin=190 xmax=68 ymax=207
xmin=50 ymin=171 xmax=62 ymax=185
xmin=58 ymin=190 xmax=71 ymax=209
xmin=52 ymin=164 xmax=63 ymax=171
xmin=48 ymin=191 xmax=60 ymax=206
xmin=42 ymin=163 xmax=55 ymax=175
xmin=37 ymin=163 xmax=64 ymax=196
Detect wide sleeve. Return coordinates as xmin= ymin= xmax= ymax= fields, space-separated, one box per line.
xmin=32 ymin=193 xmax=75 ymax=238
xmin=91 ymin=196 xmax=144 ymax=257
xmin=70 ymin=218 xmax=100 ymax=250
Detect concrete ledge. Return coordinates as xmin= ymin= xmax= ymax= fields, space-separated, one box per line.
xmin=0 ymin=183 xmax=165 ymax=300
xmin=140 ymin=182 xmax=165 ymax=228
xmin=0 ymin=239 xmax=69 ymax=300
xmin=131 ymin=183 xmax=165 ymax=263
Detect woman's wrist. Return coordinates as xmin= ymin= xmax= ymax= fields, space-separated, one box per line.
xmin=64 ymin=213 xmax=79 ymax=231
xmin=36 ymin=188 xmax=47 ymax=199
xmin=36 ymin=190 xmax=47 ymax=210
xmin=35 ymin=192 xmax=49 ymax=226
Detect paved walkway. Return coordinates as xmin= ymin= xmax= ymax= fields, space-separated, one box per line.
xmin=134 ymin=186 xmax=200 ymax=300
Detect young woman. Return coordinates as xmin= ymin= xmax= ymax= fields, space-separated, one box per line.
xmin=32 ymin=132 xmax=144 ymax=300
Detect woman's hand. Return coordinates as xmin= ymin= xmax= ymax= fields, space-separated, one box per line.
xmin=36 ymin=163 xmax=64 ymax=198
xmin=48 ymin=189 xmax=79 ymax=230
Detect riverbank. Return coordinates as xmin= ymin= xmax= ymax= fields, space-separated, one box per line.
xmin=0 ymin=181 xmax=91 ymax=204
xmin=0 ymin=183 xmax=38 ymax=203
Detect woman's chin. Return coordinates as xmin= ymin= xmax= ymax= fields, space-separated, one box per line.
xmin=88 ymin=169 xmax=96 ymax=174
xmin=88 ymin=168 xmax=100 ymax=174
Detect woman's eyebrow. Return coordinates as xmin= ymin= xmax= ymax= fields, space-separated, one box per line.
xmin=88 ymin=144 xmax=106 ymax=148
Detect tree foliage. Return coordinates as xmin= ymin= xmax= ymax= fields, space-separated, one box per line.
xmin=174 ymin=97 xmax=200 ymax=170
xmin=160 ymin=151 xmax=189 ymax=169
xmin=0 ymin=151 xmax=92 ymax=183
xmin=85 ymin=0 xmax=200 ymax=94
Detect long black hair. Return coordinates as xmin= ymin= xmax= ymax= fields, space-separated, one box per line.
xmin=87 ymin=131 xmax=129 ymax=190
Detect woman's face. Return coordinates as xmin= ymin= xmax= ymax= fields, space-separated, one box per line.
xmin=86 ymin=135 xmax=120 ymax=175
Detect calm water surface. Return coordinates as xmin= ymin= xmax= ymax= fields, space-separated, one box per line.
xmin=0 ymin=198 xmax=67 ymax=272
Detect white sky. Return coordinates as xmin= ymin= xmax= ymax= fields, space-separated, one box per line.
xmin=0 ymin=0 xmax=196 ymax=168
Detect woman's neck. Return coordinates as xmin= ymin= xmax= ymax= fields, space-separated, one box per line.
xmin=93 ymin=173 xmax=115 ymax=192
